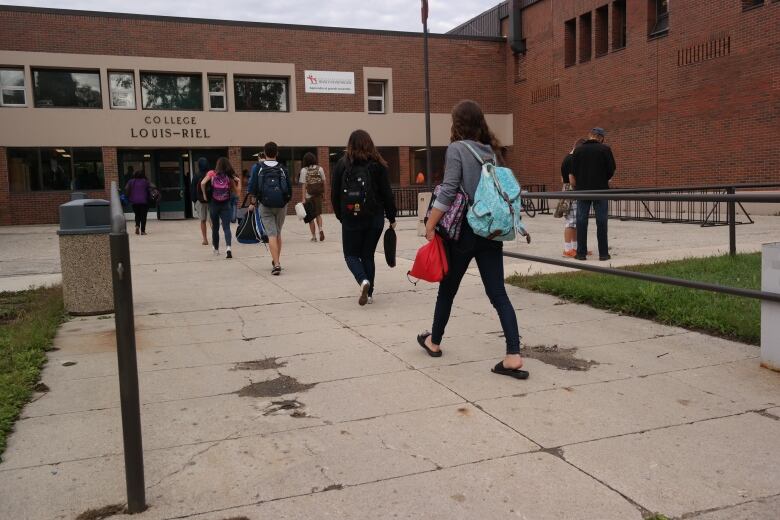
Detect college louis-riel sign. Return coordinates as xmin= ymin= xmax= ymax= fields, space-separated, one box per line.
xmin=304 ymin=70 xmax=355 ymax=94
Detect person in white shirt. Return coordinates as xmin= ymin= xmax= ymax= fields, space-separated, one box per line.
xmin=299 ymin=152 xmax=326 ymax=242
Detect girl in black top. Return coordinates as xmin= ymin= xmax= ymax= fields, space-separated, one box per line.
xmin=331 ymin=129 xmax=397 ymax=306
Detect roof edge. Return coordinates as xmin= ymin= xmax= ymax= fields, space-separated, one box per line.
xmin=0 ymin=5 xmax=507 ymax=42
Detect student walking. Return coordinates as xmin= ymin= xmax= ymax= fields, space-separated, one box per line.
xmin=299 ymin=152 xmax=326 ymax=242
xmin=192 ymin=157 xmax=210 ymax=245
xmin=248 ymin=142 xmax=292 ymax=275
xmin=420 ymin=100 xmax=527 ymax=379
xmin=560 ymin=138 xmax=586 ymax=257
xmin=124 ymin=169 xmax=151 ymax=235
xmin=331 ymin=130 xmax=397 ymax=306
xmin=572 ymin=127 xmax=616 ymax=261
xmin=201 ymin=157 xmax=238 ymax=259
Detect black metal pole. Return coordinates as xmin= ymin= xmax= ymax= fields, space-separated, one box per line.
xmin=727 ymin=187 xmax=736 ymax=256
xmin=109 ymin=182 xmax=146 ymax=513
xmin=423 ymin=14 xmax=433 ymax=190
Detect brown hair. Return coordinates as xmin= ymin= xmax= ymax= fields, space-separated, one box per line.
xmin=215 ymin=157 xmax=236 ymax=179
xmin=302 ymin=152 xmax=318 ymax=168
xmin=346 ymin=129 xmax=387 ymax=167
xmin=263 ymin=141 xmax=278 ymax=158
xmin=450 ymin=100 xmax=503 ymax=161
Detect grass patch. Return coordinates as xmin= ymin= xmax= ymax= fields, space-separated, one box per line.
xmin=0 ymin=286 xmax=65 ymax=460
xmin=507 ymin=253 xmax=761 ymax=344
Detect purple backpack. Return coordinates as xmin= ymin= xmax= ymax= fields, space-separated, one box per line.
xmin=211 ymin=171 xmax=231 ymax=202
xmin=426 ymin=184 xmax=468 ymax=241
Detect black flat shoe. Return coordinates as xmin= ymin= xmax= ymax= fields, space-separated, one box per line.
xmin=491 ymin=361 xmax=529 ymax=380
xmin=417 ymin=332 xmax=442 ymax=358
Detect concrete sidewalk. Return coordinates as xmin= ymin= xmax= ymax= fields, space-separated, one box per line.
xmin=0 ymin=215 xmax=778 ymax=519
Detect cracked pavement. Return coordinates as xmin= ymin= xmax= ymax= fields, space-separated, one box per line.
xmin=0 ymin=215 xmax=778 ymax=519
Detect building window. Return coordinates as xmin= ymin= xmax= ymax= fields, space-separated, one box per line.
xmin=564 ymin=18 xmax=577 ymax=67
xmin=108 ymin=71 xmax=136 ymax=110
xmin=0 ymin=68 xmax=26 ymax=107
xmin=595 ymin=6 xmax=609 ymax=57
xmin=648 ymin=0 xmax=669 ymax=37
xmin=33 ymin=69 xmax=102 ymax=108
xmin=234 ymin=76 xmax=288 ymax=112
xmin=140 ymin=72 xmax=203 ymax=110
xmin=742 ymin=0 xmax=764 ymax=10
xmin=411 ymin=147 xmax=447 ymax=186
xmin=514 ymin=47 xmax=527 ymax=83
xmin=7 ymin=147 xmax=104 ymax=192
xmin=612 ymin=0 xmax=627 ymax=50
xmin=367 ymin=80 xmax=386 ymax=114
xmin=579 ymin=12 xmax=592 ymax=63
xmin=208 ymin=75 xmax=227 ymax=111
xmin=377 ymin=147 xmax=400 ymax=185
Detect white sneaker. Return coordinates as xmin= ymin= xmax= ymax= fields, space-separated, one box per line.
xmin=213 ymin=249 xmax=220 ymax=256
xmin=359 ymin=280 xmax=370 ymax=306
xmin=367 ymin=296 xmax=373 ymax=305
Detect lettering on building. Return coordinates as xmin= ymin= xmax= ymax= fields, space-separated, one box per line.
xmin=130 ymin=115 xmax=211 ymax=139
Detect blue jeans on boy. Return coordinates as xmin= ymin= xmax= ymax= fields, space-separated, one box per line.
xmin=229 ymin=194 xmax=239 ymax=223
xmin=576 ymin=199 xmax=609 ymax=258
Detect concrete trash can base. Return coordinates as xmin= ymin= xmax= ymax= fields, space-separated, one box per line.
xmin=57 ymin=198 xmax=114 ymax=315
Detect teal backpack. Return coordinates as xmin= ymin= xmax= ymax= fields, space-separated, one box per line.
xmin=462 ymin=142 xmax=529 ymax=242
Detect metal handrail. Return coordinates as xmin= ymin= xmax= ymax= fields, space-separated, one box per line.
xmin=504 ymin=189 xmax=780 ymax=303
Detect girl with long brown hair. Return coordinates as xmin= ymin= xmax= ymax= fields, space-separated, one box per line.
xmin=418 ymin=100 xmax=528 ymax=379
xmin=331 ymin=129 xmax=397 ymax=306
xmin=201 ymin=156 xmax=239 ymax=259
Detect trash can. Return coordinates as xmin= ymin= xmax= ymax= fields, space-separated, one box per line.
xmin=57 ymin=197 xmax=113 ymax=315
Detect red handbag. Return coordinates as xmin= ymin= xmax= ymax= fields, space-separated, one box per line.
xmin=408 ymin=234 xmax=449 ymax=284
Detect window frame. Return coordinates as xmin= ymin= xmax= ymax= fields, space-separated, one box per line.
xmin=139 ymin=71 xmax=204 ymax=111
xmin=564 ymin=18 xmax=577 ymax=67
xmin=741 ymin=0 xmax=764 ymax=11
xmin=0 ymin=67 xmax=27 ymax=107
xmin=32 ymin=67 xmax=103 ymax=109
xmin=367 ymin=80 xmax=386 ymax=114
xmin=233 ymin=75 xmax=290 ymax=113
xmin=207 ymin=74 xmax=227 ymax=112
xmin=612 ymin=0 xmax=627 ymax=51
xmin=595 ymin=5 xmax=609 ymax=57
xmin=7 ymin=147 xmax=105 ymax=193
xmin=108 ymin=70 xmax=136 ymax=110
xmin=649 ymin=0 xmax=669 ymax=38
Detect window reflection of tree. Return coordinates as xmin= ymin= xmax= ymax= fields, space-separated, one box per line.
xmin=141 ymin=74 xmax=202 ymax=110
xmin=34 ymin=70 xmax=101 ymax=108
xmin=234 ymin=78 xmax=287 ymax=111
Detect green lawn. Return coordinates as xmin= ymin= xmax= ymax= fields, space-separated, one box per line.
xmin=0 ymin=286 xmax=65 ymax=459
xmin=507 ymin=253 xmax=761 ymax=345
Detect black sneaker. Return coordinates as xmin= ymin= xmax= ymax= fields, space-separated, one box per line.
xmin=272 ymin=265 xmax=281 ymax=276
xmin=226 ymin=250 xmax=232 ymax=259
xmin=574 ymin=254 xmax=587 ymax=261
xmin=599 ymin=254 xmax=611 ymax=261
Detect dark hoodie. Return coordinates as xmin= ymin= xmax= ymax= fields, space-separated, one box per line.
xmin=192 ymin=157 xmax=210 ymax=202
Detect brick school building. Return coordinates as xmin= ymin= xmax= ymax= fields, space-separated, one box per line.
xmin=0 ymin=1 xmax=777 ymax=225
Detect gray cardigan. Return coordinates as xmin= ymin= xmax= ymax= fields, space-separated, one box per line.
xmin=432 ymin=140 xmax=496 ymax=212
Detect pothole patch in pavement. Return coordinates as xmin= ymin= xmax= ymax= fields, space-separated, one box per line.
xmin=231 ymin=358 xmax=288 ymax=371
xmin=75 ymin=504 xmax=126 ymax=520
xmin=523 ymin=344 xmax=600 ymax=371
xmin=235 ymin=375 xmax=316 ymax=398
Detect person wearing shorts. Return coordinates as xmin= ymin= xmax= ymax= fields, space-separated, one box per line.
xmin=248 ymin=142 xmax=291 ymax=275
xmin=561 ymin=139 xmax=585 ymax=257
xmin=299 ymin=152 xmax=326 ymax=242
xmin=192 ymin=157 xmax=211 ymax=245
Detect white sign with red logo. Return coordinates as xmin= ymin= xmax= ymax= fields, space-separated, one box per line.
xmin=304 ymin=70 xmax=355 ymax=94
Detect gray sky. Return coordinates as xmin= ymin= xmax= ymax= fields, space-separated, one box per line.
xmin=2 ymin=0 xmax=502 ymax=33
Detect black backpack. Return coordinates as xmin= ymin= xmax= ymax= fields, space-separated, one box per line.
xmin=254 ymin=162 xmax=291 ymax=208
xmin=340 ymin=162 xmax=377 ymax=218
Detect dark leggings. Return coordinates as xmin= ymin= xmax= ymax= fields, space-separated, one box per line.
xmin=431 ymin=223 xmax=521 ymax=354
xmin=210 ymin=201 xmax=232 ymax=250
xmin=342 ymin=215 xmax=384 ymax=296
xmin=132 ymin=204 xmax=148 ymax=232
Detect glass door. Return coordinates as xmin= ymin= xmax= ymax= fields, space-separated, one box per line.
xmin=156 ymin=150 xmax=186 ymax=219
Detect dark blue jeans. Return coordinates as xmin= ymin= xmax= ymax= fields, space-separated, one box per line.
xmin=342 ymin=215 xmax=384 ymax=296
xmin=576 ymin=199 xmax=609 ymax=258
xmin=431 ymin=224 xmax=521 ymax=355
xmin=210 ymin=200 xmax=232 ymax=250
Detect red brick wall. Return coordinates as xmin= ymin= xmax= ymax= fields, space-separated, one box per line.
xmin=102 ymin=147 xmax=118 ymax=195
xmin=507 ymin=0 xmax=780 ymax=190
xmin=0 ymin=8 xmax=507 ymax=115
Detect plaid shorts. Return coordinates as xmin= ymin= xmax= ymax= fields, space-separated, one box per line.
xmin=564 ymin=200 xmax=578 ymax=229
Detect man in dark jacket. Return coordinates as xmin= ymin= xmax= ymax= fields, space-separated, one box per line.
xmin=571 ymin=127 xmax=616 ymax=261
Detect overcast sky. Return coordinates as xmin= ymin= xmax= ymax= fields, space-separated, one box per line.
xmin=2 ymin=0 xmax=502 ymax=33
